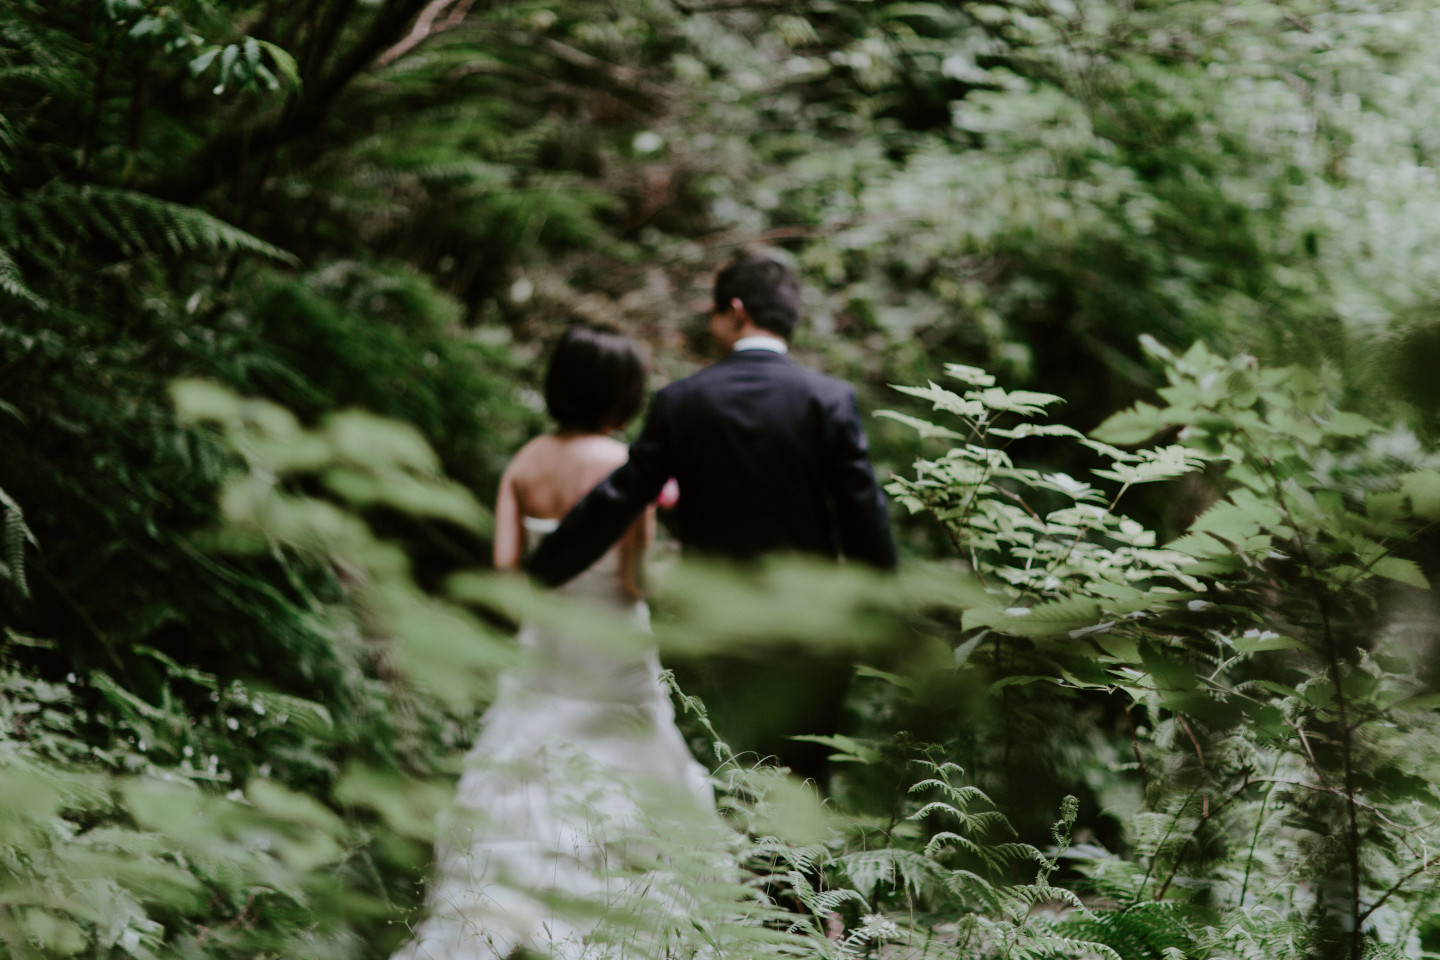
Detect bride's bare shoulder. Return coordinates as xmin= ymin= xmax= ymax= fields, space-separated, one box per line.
xmin=568 ymin=433 xmax=628 ymax=468
xmin=508 ymin=433 xmax=625 ymax=472
xmin=504 ymin=434 xmax=554 ymax=469
xmin=503 ymin=433 xmax=629 ymax=516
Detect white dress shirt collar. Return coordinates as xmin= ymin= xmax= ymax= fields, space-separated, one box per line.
xmin=732 ymin=335 xmax=788 ymax=354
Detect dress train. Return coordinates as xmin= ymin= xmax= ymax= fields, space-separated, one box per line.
xmin=392 ymin=518 xmax=713 ymax=960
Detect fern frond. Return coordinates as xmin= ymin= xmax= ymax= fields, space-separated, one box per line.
xmin=963 ymin=809 xmax=1016 ymax=837
xmin=413 ymin=160 xmax=512 ymax=185
xmin=908 ymin=799 xmax=966 ymax=820
xmin=0 ymin=12 xmax=69 ymax=60
xmin=800 ymin=886 xmax=866 ymax=916
xmin=13 ymin=199 xmax=67 ymax=268
xmin=18 ymin=184 xmax=298 ymax=266
xmin=1057 ymin=900 xmax=1209 ymax=960
xmin=0 ymin=486 xmax=35 ymax=599
xmin=908 ymin=780 xmax=990 ymax=806
xmin=924 ymin=830 xmax=982 ymax=858
xmin=1004 ymin=881 xmax=1088 ymax=914
xmin=978 ymin=841 xmax=1042 ymax=870
xmin=0 ymin=114 xmax=15 ymax=175
xmin=913 ymin=759 xmax=965 ymax=776
xmin=938 ymin=868 xmax=1006 ymax=910
xmin=489 ymin=115 xmax=560 ymax=167
xmin=748 ymin=838 xmax=823 ymax=876
xmin=835 ymin=848 xmax=950 ymax=899
xmin=1012 ymin=930 xmax=1124 ymax=960
xmin=0 ymin=246 xmax=44 ymax=307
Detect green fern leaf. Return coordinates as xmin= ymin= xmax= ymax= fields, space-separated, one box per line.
xmin=0 ymin=246 xmax=44 ymax=307
xmin=25 ymin=184 xmax=298 ymax=265
xmin=0 ymin=486 xmax=34 ymax=598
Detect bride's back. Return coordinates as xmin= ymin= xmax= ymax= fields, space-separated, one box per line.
xmin=493 ymin=323 xmax=650 ymax=585
xmin=505 ymin=432 xmax=628 ymax=521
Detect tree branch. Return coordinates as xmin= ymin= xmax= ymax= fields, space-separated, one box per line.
xmin=669 ymin=0 xmax=803 ymax=11
xmin=377 ymin=0 xmax=477 ymax=66
xmin=158 ymin=0 xmax=435 ymax=204
xmin=1357 ymin=854 xmax=1440 ymax=926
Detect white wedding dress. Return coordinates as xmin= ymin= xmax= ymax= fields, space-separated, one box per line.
xmin=393 ymin=517 xmax=714 ymax=960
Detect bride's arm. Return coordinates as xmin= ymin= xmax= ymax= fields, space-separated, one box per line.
xmin=618 ymin=505 xmax=654 ymax=598
xmin=493 ymin=464 xmax=524 ymax=570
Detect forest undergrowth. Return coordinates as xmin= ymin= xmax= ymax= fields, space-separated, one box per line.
xmin=7 ymin=0 xmax=1440 ymax=957
xmin=9 ymin=343 xmax=1440 ymax=959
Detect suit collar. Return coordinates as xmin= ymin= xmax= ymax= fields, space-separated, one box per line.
xmin=732 ymin=335 xmax=788 ymax=354
xmin=719 ymin=348 xmax=793 ymax=366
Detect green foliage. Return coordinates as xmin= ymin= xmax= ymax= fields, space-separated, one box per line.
xmin=885 ymin=345 xmax=1440 ymax=959
xmin=8 ymin=0 xmax=1440 ymax=957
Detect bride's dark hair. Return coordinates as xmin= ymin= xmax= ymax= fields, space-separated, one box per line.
xmin=544 ymin=323 xmax=647 ymax=432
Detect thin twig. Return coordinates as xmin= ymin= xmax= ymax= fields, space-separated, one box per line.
xmin=1246 ymin=777 xmax=1409 ymax=830
xmin=1356 ymin=855 xmax=1440 ymax=926
xmin=377 ymin=0 xmax=476 ymax=65
xmin=669 ymin=0 xmax=801 ymax=11
xmin=1124 ymin=704 xmax=1149 ymax=791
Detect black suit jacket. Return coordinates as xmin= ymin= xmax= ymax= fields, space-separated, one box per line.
xmin=527 ymin=348 xmax=896 ymax=587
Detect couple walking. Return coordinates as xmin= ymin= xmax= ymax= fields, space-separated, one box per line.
xmin=395 ymin=252 xmax=895 ymax=960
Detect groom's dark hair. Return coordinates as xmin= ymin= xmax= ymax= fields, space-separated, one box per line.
xmin=545 ymin=323 xmax=647 ymax=433
xmin=714 ymin=252 xmax=801 ymax=338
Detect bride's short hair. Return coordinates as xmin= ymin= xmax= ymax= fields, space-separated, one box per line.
xmin=544 ymin=323 xmax=647 ymax=432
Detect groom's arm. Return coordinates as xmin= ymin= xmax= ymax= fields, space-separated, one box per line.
xmin=525 ymin=398 xmax=673 ymax=588
xmin=826 ymin=388 xmax=897 ymax=571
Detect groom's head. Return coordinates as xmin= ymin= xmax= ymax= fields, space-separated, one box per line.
xmin=712 ymin=253 xmax=801 ymax=340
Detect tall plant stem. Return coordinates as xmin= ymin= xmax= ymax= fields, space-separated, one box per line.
xmin=1239 ymin=754 xmax=1282 ymax=906
xmin=80 ymin=12 xmax=117 ymax=177
xmin=1255 ymin=445 xmax=1363 ymax=959
xmin=1153 ymin=776 xmax=1252 ymax=902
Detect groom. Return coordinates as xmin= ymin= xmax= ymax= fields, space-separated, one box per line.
xmin=527 ymin=252 xmax=896 ymax=779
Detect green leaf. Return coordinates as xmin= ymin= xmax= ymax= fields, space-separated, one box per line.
xmin=324 ymin=411 xmax=440 ymax=473
xmin=216 ymin=43 xmax=239 ymax=93
xmin=1370 ymin=556 xmax=1429 ymax=589
xmin=1091 ymin=403 xmax=1166 ymax=445
xmin=333 ymin=764 xmax=450 ymax=841
xmin=1092 ymin=632 xmax=1140 ymax=663
xmin=256 ymin=39 xmax=301 ymax=87
xmin=1326 ymin=411 xmax=1382 ymax=437
xmin=128 ymin=15 xmax=161 ymax=38
xmin=972 ymin=387 xmax=1063 ymax=414
xmin=788 ymin=734 xmax=882 ymax=764
xmin=322 ymin=467 xmax=490 ymax=534
xmin=1397 ymin=470 xmax=1440 ymax=519
xmin=944 ymin=363 xmax=995 ymax=386
xmin=188 ymin=46 xmax=221 ymax=76
xmin=1092 ymin=446 xmax=1203 ymax=485
xmin=1243 ymin=703 xmax=1289 ymax=741
xmin=989 ymin=423 xmax=1085 ymax=440
xmin=17 ymin=910 xmax=87 ymax=954
xmin=874 ymin=409 xmax=968 ymax=441
xmin=1231 ymin=630 xmax=1303 ymax=654
xmin=0 ymin=246 xmax=46 ymax=307
xmin=1139 ymin=642 xmax=1196 ymax=691
xmin=890 ymin=382 xmax=985 ymax=418
xmin=257 ymin=692 xmax=335 ymax=734
xmin=963 ymin=598 xmax=1103 ymax=639
xmin=1166 ymin=691 xmax=1243 ymax=727
xmin=854 ymin=664 xmax=917 ymax=691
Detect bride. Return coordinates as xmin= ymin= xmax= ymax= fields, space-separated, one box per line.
xmin=393 ymin=324 xmax=714 ymax=960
